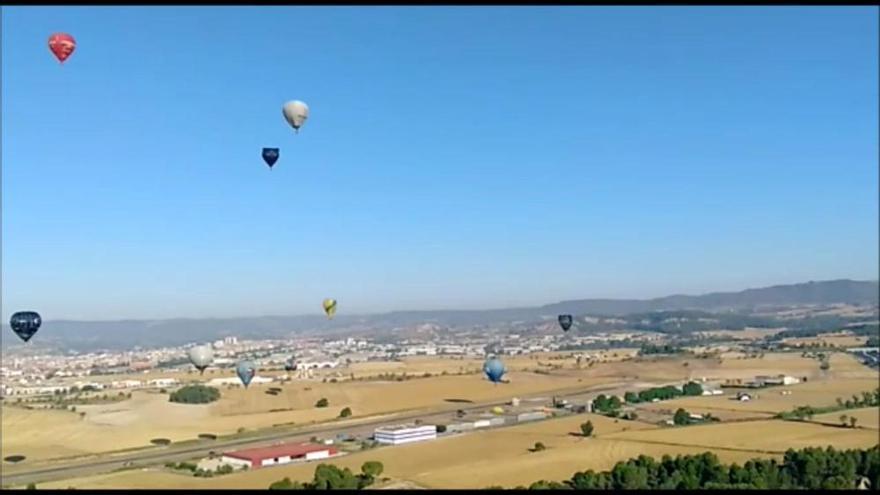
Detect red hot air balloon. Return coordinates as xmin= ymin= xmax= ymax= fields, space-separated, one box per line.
xmin=48 ymin=33 xmax=76 ymax=64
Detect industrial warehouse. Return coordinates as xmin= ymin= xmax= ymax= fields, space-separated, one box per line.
xmin=214 ymin=443 xmax=339 ymax=471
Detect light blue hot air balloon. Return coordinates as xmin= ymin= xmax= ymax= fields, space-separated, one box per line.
xmin=483 ymin=358 xmax=506 ymax=385
xmin=236 ymin=360 xmax=257 ymax=388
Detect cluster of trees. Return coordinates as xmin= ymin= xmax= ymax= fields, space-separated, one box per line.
xmin=621 ymin=382 xmax=704 ymax=406
xmin=591 ymin=394 xmax=622 ymax=414
xmin=639 ymin=344 xmax=683 ymax=355
xmin=268 ymin=461 xmax=384 ymax=490
xmin=164 ymin=461 xmax=233 ymax=477
xmin=671 ymin=408 xmax=717 ymax=426
xmin=493 ymin=445 xmax=879 ymax=490
xmin=772 ymin=321 xmax=878 ymax=342
xmin=168 ymin=385 xmax=220 ymax=404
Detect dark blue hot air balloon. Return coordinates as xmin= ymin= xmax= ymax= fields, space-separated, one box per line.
xmin=558 ymin=314 xmax=573 ymax=332
xmin=483 ymin=358 xmax=506 ymax=385
xmin=10 ymin=311 xmax=41 ymax=343
xmin=236 ymin=360 xmax=257 ymax=388
xmin=262 ymin=148 xmax=279 ymax=169
xmin=284 ymin=355 xmax=297 ymax=372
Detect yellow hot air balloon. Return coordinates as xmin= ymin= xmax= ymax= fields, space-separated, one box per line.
xmin=322 ymin=298 xmax=337 ymax=319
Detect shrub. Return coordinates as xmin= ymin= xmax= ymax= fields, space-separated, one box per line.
xmin=361 ymin=461 xmax=384 ymax=477
xmin=169 ymin=385 xmax=220 ymax=405
xmin=580 ymin=421 xmax=594 ymax=437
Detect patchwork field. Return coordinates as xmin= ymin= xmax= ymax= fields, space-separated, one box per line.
xmin=654 ymin=378 xmax=879 ymax=417
xmin=813 ymin=407 xmax=880 ymax=430
xmin=37 ymin=411 xmax=880 ymax=490
xmin=2 ymin=370 xmax=623 ymax=463
xmin=7 ymin=351 xmax=878 ymax=489
xmin=783 ymin=333 xmax=870 ymax=349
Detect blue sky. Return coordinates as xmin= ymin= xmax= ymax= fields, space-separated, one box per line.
xmin=2 ymin=7 xmax=877 ymax=320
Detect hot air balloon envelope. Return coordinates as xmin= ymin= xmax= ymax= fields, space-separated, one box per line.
xmin=188 ymin=345 xmax=214 ymax=375
xmin=282 ymin=100 xmax=309 ymax=132
xmin=284 ymin=356 xmax=297 ymax=372
xmin=558 ymin=314 xmax=573 ymax=332
xmin=48 ymin=33 xmax=76 ymax=63
xmin=10 ymin=312 xmax=41 ymax=343
xmin=262 ymin=148 xmax=279 ymax=168
xmin=236 ymin=360 xmax=257 ymax=388
xmin=483 ymin=358 xmax=506 ymax=383
xmin=322 ymin=299 xmax=337 ymax=319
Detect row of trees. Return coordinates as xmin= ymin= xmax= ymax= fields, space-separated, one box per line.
xmin=777 ymin=388 xmax=880 ymax=421
xmin=639 ymin=344 xmax=683 ymax=355
xmin=268 ymin=461 xmax=384 ymax=490
xmin=593 ymin=382 xmax=704 ymax=415
xmin=492 ymin=445 xmax=879 ymax=490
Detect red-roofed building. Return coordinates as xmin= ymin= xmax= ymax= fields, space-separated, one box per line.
xmin=220 ymin=443 xmax=338 ymax=470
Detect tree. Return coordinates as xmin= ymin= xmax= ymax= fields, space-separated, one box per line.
xmin=580 ymin=421 xmax=594 ymax=437
xmin=624 ymin=391 xmax=640 ymax=403
xmin=361 ymin=461 xmax=384 ymax=477
xmin=532 ymin=442 xmax=546 ymax=452
xmin=315 ymin=398 xmax=329 ymax=408
xmin=673 ymin=408 xmax=690 ymax=426
xmin=312 ymin=463 xmax=360 ymax=489
xmin=26 ymin=483 xmax=36 ymax=490
xmin=682 ymin=381 xmax=704 ymax=396
xmin=436 ymin=424 xmax=447 ymax=433
xmin=850 ymin=417 xmax=858 ymax=429
xmin=840 ymin=414 xmax=849 ymax=427
xmin=268 ymin=477 xmax=303 ymax=490
xmin=339 ymin=407 xmax=352 ymax=418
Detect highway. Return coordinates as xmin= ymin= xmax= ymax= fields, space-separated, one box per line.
xmin=1 ymin=381 xmax=631 ymax=487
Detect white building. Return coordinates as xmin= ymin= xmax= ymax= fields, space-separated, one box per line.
xmin=148 ymin=378 xmax=179 ymax=388
xmin=219 ymin=443 xmax=337 ymax=470
xmin=374 ymin=424 xmax=437 ymax=445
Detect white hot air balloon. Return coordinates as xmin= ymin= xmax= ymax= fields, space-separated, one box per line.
xmin=282 ymin=100 xmax=309 ymax=133
xmin=188 ymin=344 xmax=214 ymax=375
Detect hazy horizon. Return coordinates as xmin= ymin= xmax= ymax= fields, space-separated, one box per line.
xmin=3 ymin=7 xmax=878 ymax=321
xmin=2 ymin=277 xmax=876 ymax=324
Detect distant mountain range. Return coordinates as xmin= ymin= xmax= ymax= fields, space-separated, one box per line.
xmin=2 ymin=279 xmax=877 ymax=352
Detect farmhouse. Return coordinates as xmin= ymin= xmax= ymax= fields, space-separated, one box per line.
xmin=219 ymin=443 xmax=337 ymax=470
xmin=374 ymin=424 xmax=437 ymax=445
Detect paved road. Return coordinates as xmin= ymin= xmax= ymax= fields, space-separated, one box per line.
xmin=1 ymin=381 xmax=632 ymax=487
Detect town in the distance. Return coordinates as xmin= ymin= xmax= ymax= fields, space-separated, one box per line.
xmin=1 ymin=280 xmax=878 ymax=490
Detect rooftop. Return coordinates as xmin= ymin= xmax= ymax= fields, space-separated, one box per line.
xmin=224 ymin=443 xmax=332 ymax=462
xmin=375 ymin=424 xmax=436 ymax=432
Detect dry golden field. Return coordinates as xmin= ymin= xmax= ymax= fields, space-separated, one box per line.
xmin=813 ymin=407 xmax=880 ymax=430
xmin=783 ymin=333 xmax=869 ymax=349
xmin=697 ymin=328 xmax=786 ymax=341
xmin=2 ymin=369 xmax=621 ymax=463
xmin=604 ymin=419 xmax=879 ymax=454
xmin=9 ymin=351 xmax=879 ymax=489
xmin=6 ymin=352 xmax=870 ymax=463
xmin=37 ymin=411 xmax=880 ymax=490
